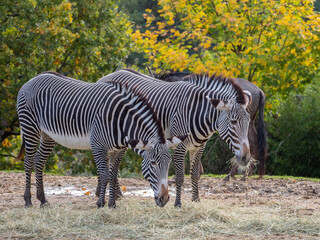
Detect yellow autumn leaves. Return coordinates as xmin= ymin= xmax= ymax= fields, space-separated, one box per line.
xmin=132 ymin=0 xmax=320 ymax=98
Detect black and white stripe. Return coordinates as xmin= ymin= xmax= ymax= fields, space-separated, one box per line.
xmin=17 ymin=72 xmax=178 ymax=208
xmin=97 ymin=69 xmax=251 ymax=207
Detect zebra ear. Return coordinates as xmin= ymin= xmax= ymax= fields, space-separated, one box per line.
xmin=166 ymin=134 xmax=189 ymax=149
xmin=206 ymin=96 xmax=232 ymax=111
xmin=243 ymin=90 xmax=252 ymax=107
xmin=125 ymin=137 xmax=154 ymax=150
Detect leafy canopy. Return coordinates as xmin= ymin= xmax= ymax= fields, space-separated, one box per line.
xmin=133 ymin=0 xmax=320 ymax=97
xmin=0 ymin=0 xmax=132 ymax=170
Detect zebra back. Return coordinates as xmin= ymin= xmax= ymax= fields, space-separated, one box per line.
xmin=97 ymin=69 xmax=250 ymax=148
xmin=17 ymin=72 xmax=165 ymax=150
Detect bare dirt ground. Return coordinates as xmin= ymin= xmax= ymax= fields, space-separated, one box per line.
xmin=1 ymin=171 xmax=320 ymax=240
xmin=1 ymin=171 xmax=320 ymax=211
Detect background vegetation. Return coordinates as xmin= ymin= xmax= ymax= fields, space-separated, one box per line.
xmin=1 ymin=0 xmax=320 ymax=177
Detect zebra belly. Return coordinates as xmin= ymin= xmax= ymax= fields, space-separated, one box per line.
xmin=43 ymin=129 xmax=91 ymax=150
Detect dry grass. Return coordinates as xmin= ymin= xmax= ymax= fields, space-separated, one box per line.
xmin=1 ymin=198 xmax=319 ymax=240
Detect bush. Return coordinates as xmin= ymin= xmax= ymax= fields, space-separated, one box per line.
xmin=267 ymin=83 xmax=320 ymax=177
xmin=201 ymin=134 xmax=234 ymax=175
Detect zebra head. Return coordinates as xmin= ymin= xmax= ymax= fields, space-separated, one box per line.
xmin=126 ymin=136 xmax=185 ymax=207
xmin=207 ymin=91 xmax=252 ymax=166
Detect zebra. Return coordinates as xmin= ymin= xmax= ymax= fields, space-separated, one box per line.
xmin=151 ymin=71 xmax=267 ymax=180
xmin=16 ymin=72 xmax=184 ymax=208
xmin=97 ymin=69 xmax=252 ymax=208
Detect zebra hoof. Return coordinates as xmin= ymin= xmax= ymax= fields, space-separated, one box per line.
xmin=40 ymin=201 xmax=50 ymax=208
xmin=24 ymin=203 xmax=33 ymax=208
xmin=108 ymin=202 xmax=116 ymax=208
xmin=96 ymin=200 xmax=105 ymax=208
xmin=192 ymin=198 xmax=200 ymax=202
xmin=174 ymin=202 xmax=181 ymax=208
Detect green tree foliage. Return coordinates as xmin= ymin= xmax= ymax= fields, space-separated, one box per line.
xmin=315 ymin=0 xmax=320 ymax=12
xmin=0 ymin=0 xmax=132 ymax=172
xmin=267 ymin=82 xmax=320 ymax=177
xmin=119 ymin=0 xmax=158 ymax=32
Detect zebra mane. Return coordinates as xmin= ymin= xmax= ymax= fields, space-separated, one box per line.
xmin=155 ymin=71 xmax=190 ymax=82
xmin=183 ymin=73 xmax=247 ymax=104
xmin=107 ymin=81 xmax=165 ymax=143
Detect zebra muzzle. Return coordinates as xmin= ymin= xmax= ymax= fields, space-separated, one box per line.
xmin=155 ymin=184 xmax=170 ymax=207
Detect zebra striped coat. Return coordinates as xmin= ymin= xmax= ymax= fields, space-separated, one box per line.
xmin=16 ymin=72 xmax=182 ymax=208
xmin=97 ymin=69 xmax=252 ymax=207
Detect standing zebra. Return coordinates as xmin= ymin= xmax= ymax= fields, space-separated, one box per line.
xmin=152 ymin=71 xmax=267 ymax=180
xmin=16 ymin=72 xmax=184 ymax=208
xmin=97 ymin=69 xmax=252 ymax=207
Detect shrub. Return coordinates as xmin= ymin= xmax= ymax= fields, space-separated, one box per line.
xmin=267 ymin=83 xmax=320 ymax=177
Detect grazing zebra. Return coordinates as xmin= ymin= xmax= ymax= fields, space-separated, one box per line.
xmin=97 ymin=69 xmax=252 ymax=207
xmin=152 ymin=71 xmax=267 ymax=180
xmin=16 ymin=72 xmax=184 ymax=208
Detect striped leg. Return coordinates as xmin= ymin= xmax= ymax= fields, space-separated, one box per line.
xmin=173 ymin=143 xmax=187 ymax=208
xmin=92 ymin=148 xmax=109 ymax=208
xmin=19 ymin=104 xmax=42 ymax=207
xmin=95 ymin=156 xmax=122 ymax=200
xmin=108 ymin=149 xmax=126 ymax=208
xmin=189 ymin=145 xmax=205 ymax=202
xmin=115 ymin=178 xmax=123 ymax=200
xmin=95 ymin=168 xmax=101 ymax=197
xmin=23 ymin=139 xmax=40 ymax=207
xmin=34 ymin=133 xmax=55 ymax=207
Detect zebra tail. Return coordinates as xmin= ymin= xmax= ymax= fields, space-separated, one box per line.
xmin=257 ymin=90 xmax=267 ymax=177
xmin=15 ymin=135 xmax=25 ymax=161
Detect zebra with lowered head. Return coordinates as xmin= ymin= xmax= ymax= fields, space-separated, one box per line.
xmin=16 ymin=72 xmax=184 ymax=208
xmin=97 ymin=69 xmax=253 ymax=208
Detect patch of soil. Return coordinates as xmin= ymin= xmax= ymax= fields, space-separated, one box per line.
xmin=1 ymin=172 xmax=320 ymax=211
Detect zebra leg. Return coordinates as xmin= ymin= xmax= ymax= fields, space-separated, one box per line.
xmin=173 ymin=143 xmax=187 ymax=208
xmin=92 ymin=148 xmax=109 ymax=208
xmin=223 ymin=163 xmax=239 ymax=181
xmin=95 ymin=168 xmax=122 ymax=200
xmin=34 ymin=133 xmax=55 ymax=207
xmin=95 ymin=153 xmax=122 ymax=199
xmin=23 ymin=142 xmax=39 ymax=208
xmin=115 ymin=178 xmax=123 ymax=200
xmin=23 ymin=133 xmax=41 ymax=208
xmin=108 ymin=149 xmax=126 ymax=208
xmin=189 ymin=146 xmax=205 ymax=202
xmin=95 ymin=168 xmax=101 ymax=197
xmin=96 ymin=152 xmax=110 ymax=197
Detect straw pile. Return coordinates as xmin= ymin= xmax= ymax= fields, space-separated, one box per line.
xmin=1 ymin=197 xmax=319 ymax=239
